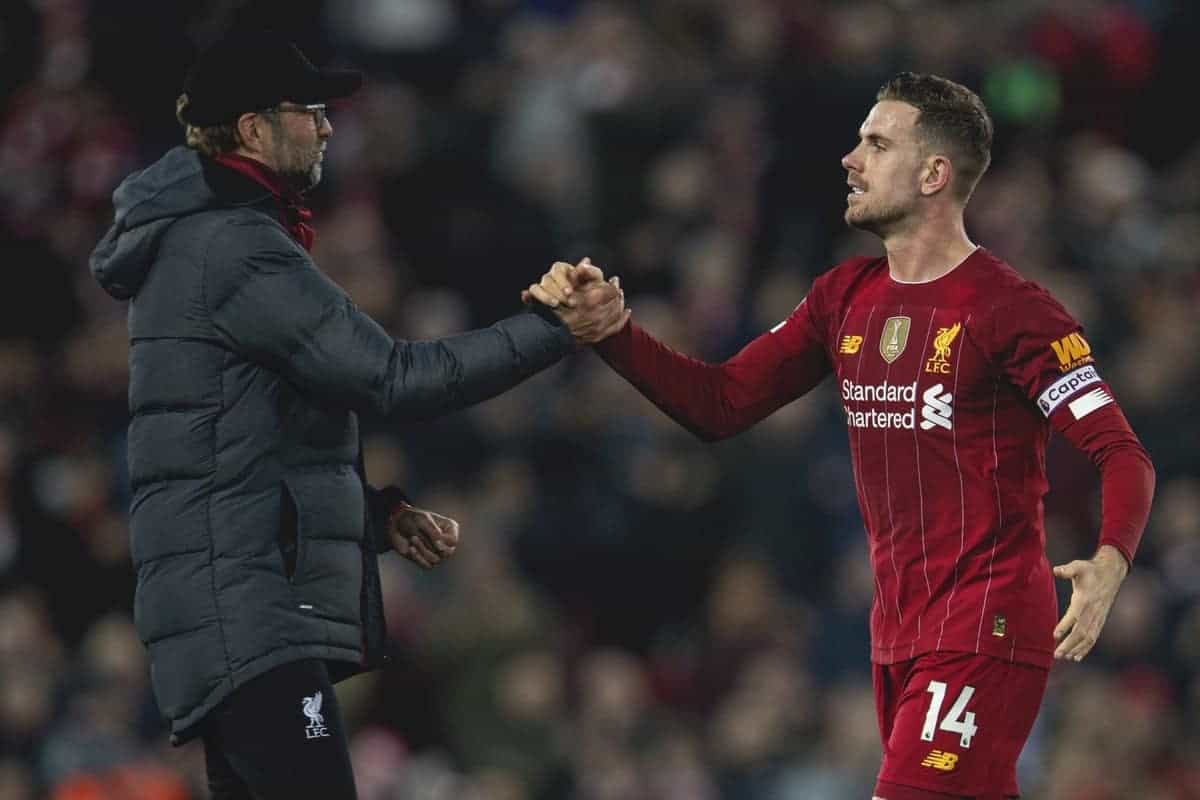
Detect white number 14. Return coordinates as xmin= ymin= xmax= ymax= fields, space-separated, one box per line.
xmin=921 ymin=680 xmax=979 ymax=748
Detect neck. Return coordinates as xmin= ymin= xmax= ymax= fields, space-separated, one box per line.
xmin=217 ymin=151 xmax=301 ymax=198
xmin=882 ymin=212 xmax=976 ymax=284
xmin=225 ymin=149 xmax=273 ymax=172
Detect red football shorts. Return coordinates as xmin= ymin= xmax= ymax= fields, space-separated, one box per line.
xmin=872 ymin=651 xmax=1049 ymax=799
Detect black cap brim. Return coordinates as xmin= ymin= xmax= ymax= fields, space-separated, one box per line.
xmin=293 ymin=69 xmax=363 ymax=104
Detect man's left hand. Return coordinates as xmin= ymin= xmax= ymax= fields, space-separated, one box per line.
xmin=388 ymin=505 xmax=459 ymax=569
xmin=1052 ymin=544 xmax=1129 ymax=662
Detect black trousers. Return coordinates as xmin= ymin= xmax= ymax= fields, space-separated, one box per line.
xmin=202 ymin=659 xmax=358 ymax=799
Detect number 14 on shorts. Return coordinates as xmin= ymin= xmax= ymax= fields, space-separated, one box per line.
xmin=920 ymin=681 xmax=978 ymax=748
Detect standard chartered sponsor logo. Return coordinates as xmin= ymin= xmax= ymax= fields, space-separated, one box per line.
xmin=841 ymin=379 xmax=954 ymax=431
xmin=919 ymin=384 xmax=953 ymax=430
xmin=842 ymin=379 xmax=916 ymax=430
xmin=841 ymin=379 xmax=917 ymax=403
xmin=845 ymin=407 xmax=916 ymax=429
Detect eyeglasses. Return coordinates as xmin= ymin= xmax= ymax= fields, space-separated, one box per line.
xmin=263 ymin=103 xmax=328 ymax=128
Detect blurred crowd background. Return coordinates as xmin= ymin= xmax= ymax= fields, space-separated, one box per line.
xmin=1 ymin=0 xmax=1198 ymax=798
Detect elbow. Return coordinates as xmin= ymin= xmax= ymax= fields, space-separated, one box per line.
xmin=684 ymin=402 xmax=750 ymax=442
xmin=689 ymin=422 xmax=739 ymax=443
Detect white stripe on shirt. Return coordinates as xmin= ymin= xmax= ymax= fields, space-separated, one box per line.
xmin=975 ymin=380 xmax=1004 ymax=652
xmin=908 ymin=308 xmax=937 ymax=657
xmin=938 ymin=314 xmax=971 ymax=651
xmin=843 ymin=306 xmax=888 ymax=639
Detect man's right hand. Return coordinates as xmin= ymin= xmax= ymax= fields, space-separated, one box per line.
xmin=524 ymin=259 xmax=629 ymax=344
xmin=388 ymin=503 xmax=459 ymax=569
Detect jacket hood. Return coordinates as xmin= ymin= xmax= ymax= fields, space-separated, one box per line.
xmin=89 ymin=147 xmax=221 ymax=300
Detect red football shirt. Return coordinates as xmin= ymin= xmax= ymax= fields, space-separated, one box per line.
xmin=597 ymin=247 xmax=1152 ymax=668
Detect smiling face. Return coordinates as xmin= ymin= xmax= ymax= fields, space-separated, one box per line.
xmin=841 ymin=100 xmax=931 ymax=237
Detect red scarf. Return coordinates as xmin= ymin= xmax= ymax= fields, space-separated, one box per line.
xmin=213 ymin=153 xmax=315 ymax=251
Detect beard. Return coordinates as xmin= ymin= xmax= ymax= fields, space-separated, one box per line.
xmin=274 ymin=138 xmax=324 ymax=193
xmin=278 ymin=153 xmax=323 ymax=193
xmin=844 ymin=197 xmax=906 ymax=237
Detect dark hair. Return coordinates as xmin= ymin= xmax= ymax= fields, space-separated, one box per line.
xmin=876 ymin=72 xmax=993 ymax=202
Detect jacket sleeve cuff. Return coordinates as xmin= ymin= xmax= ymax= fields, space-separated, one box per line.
xmin=368 ymin=485 xmax=411 ymax=553
xmin=524 ymin=302 xmax=575 ymax=345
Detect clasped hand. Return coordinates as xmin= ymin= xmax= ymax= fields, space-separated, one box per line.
xmin=522 ymin=258 xmax=630 ymax=344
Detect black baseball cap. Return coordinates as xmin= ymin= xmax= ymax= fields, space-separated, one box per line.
xmin=178 ymin=32 xmax=362 ymax=126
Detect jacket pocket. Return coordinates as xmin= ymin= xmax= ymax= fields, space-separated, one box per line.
xmin=279 ymin=469 xmax=364 ymax=587
xmin=279 ymin=481 xmax=301 ymax=581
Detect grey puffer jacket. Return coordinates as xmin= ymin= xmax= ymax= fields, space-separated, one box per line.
xmin=89 ymin=146 xmax=573 ymax=742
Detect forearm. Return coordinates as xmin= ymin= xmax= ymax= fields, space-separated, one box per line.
xmin=594 ymin=320 xmax=823 ymax=441
xmin=385 ymin=307 xmax=573 ymax=420
xmin=1061 ymin=407 xmax=1155 ymax=565
xmin=1094 ymin=447 xmax=1155 ymax=566
xmin=594 ymin=323 xmax=735 ymax=440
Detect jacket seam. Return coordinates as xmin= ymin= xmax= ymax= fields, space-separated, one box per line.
xmin=199 ymin=220 xmax=221 ymax=324
xmin=501 ymin=323 xmax=523 ymax=374
xmin=131 ymin=404 xmax=219 ymax=416
xmin=204 ymin=289 xmax=235 ymax=685
xmin=287 ymin=463 xmax=356 ymax=474
xmin=195 ymin=224 xmax=228 ymax=681
xmin=301 ymin=609 xmax=360 ymax=627
xmin=130 ymin=475 xmax=206 ymax=490
xmin=144 ymin=620 xmax=212 ymax=644
xmin=131 ymin=336 xmax=225 ymax=345
xmin=138 ymin=547 xmax=209 ymax=563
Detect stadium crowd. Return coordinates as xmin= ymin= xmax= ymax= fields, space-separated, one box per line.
xmin=0 ymin=0 xmax=1197 ymax=797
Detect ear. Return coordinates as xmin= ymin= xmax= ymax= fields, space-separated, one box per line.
xmin=235 ymin=112 xmax=267 ymax=156
xmin=920 ymin=154 xmax=953 ymax=197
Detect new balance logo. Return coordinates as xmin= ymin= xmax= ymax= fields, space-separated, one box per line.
xmin=921 ymin=750 xmax=959 ymax=772
xmin=919 ymin=384 xmax=953 ymax=430
xmin=302 ymin=691 xmax=329 ymax=739
xmin=840 ymin=335 xmax=864 ymax=354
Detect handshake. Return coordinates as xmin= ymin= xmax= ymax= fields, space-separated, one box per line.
xmin=522 ymin=258 xmax=630 ymax=344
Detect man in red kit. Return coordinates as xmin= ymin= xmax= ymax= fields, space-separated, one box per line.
xmin=525 ymin=73 xmax=1155 ymax=799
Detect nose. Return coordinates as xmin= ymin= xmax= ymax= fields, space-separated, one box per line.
xmin=319 ymin=116 xmax=333 ymax=137
xmin=841 ymin=149 xmax=859 ymax=172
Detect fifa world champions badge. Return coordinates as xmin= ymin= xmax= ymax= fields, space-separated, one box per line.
xmin=880 ymin=316 xmax=911 ymax=363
